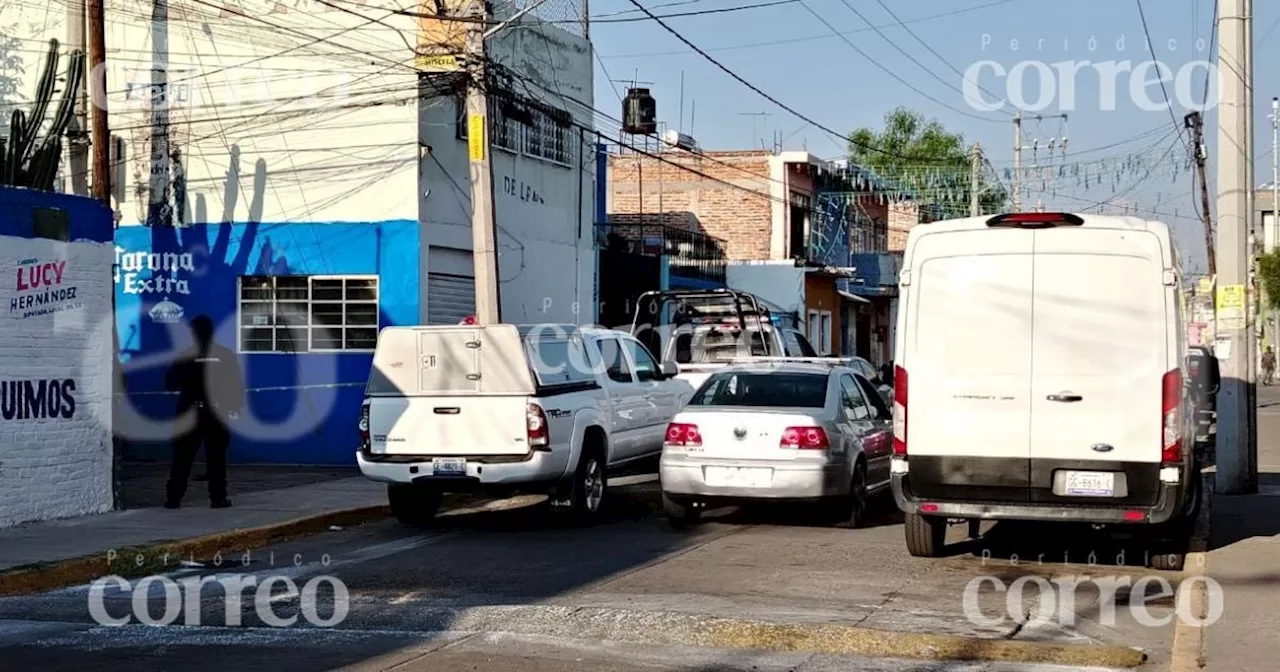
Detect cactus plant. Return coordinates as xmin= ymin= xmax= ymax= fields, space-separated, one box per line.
xmin=0 ymin=38 xmax=84 ymax=191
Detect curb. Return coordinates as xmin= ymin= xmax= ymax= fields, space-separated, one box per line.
xmin=432 ymin=604 xmax=1150 ymax=668
xmin=0 ymin=505 xmax=391 ymax=597
xmin=694 ymin=620 xmax=1148 ymax=668
xmin=1168 ymin=473 xmax=1212 ymax=671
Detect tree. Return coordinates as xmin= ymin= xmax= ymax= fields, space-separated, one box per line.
xmin=0 ymin=23 xmax=26 ymax=138
xmin=848 ymin=107 xmax=1008 ymax=220
xmin=1258 ymin=250 xmax=1280 ymax=311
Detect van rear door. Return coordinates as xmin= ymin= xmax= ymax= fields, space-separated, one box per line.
xmin=905 ymin=229 xmax=1035 ymax=502
xmin=366 ymin=325 xmax=535 ymax=457
xmin=1028 ymin=227 xmax=1169 ymax=504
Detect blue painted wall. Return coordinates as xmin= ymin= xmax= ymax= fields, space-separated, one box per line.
xmin=0 ymin=186 xmax=113 ymax=243
xmin=114 ymin=221 xmax=420 ymax=465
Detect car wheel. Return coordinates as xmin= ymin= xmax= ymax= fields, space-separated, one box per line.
xmin=663 ymin=492 xmax=699 ymax=530
xmin=831 ymin=462 xmax=869 ymax=529
xmin=904 ymin=512 xmax=947 ymax=557
xmin=569 ymin=448 xmax=608 ymax=525
xmin=388 ymin=484 xmax=442 ymax=526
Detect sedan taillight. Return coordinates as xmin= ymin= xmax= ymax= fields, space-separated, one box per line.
xmin=780 ymin=426 xmax=829 ymax=450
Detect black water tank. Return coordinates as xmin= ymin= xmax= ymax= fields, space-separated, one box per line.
xmin=623 ymin=88 xmax=657 ymax=134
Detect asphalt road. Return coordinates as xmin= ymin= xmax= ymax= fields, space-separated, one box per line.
xmin=0 ymin=478 xmax=1184 ymax=671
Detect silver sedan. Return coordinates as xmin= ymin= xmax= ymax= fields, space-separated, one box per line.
xmin=659 ymin=362 xmax=894 ymax=529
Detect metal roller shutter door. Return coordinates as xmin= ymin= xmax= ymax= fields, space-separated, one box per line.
xmin=427 ymin=274 xmax=476 ymax=325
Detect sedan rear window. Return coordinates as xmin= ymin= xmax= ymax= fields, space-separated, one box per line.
xmin=689 ymin=372 xmax=829 ymax=408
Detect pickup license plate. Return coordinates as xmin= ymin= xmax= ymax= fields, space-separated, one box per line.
xmin=704 ymin=466 xmax=772 ymax=488
xmin=432 ymin=458 xmax=466 ymax=476
xmin=1064 ymin=471 xmax=1115 ymax=497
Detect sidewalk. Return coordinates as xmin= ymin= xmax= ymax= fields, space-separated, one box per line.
xmin=0 ymin=474 xmax=387 ymax=578
xmin=1203 ymin=385 xmax=1280 ymax=671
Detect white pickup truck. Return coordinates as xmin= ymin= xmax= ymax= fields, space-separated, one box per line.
xmin=357 ymin=323 xmax=695 ymax=525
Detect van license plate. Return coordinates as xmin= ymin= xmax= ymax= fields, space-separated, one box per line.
xmin=432 ymin=458 xmax=466 ymax=476
xmin=1064 ymin=471 xmax=1114 ymax=496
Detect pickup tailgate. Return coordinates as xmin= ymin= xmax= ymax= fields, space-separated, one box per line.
xmin=369 ymin=396 xmax=530 ymax=456
xmin=365 ymin=325 xmax=537 ymax=457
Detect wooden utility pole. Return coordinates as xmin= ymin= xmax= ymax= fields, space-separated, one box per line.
xmin=66 ymin=0 xmax=90 ymax=195
xmin=1186 ymin=112 xmax=1216 ymax=275
xmin=465 ymin=0 xmax=501 ymax=323
xmin=969 ymin=142 xmax=981 ymax=217
xmin=88 ymin=0 xmax=110 ymax=205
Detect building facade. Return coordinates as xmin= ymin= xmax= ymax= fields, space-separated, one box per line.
xmin=0 ymin=188 xmax=115 ymax=528
xmin=417 ymin=12 xmax=597 ymax=326
xmin=608 ymin=148 xmax=907 ymax=358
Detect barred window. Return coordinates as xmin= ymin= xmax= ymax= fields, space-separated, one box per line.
xmin=237 ymin=276 xmax=379 ymax=353
xmin=457 ymin=92 xmax=572 ymax=166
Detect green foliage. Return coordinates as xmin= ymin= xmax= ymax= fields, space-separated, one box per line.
xmin=1258 ymin=250 xmax=1280 ymax=311
xmin=0 ymin=38 xmax=84 ymax=191
xmin=848 ymin=107 xmax=1009 ymax=220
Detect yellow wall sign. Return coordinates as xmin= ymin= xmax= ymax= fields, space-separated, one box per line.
xmin=468 ymin=114 xmax=485 ymax=161
xmin=1217 ymin=284 xmax=1245 ymax=310
xmin=1196 ymin=276 xmax=1214 ymax=295
xmin=417 ymin=0 xmax=467 ymax=72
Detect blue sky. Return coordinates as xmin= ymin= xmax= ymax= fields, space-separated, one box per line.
xmin=588 ymin=0 xmax=1279 ymax=272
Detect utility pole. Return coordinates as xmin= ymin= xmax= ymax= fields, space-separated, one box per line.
xmin=1012 ymin=111 xmax=1022 ymax=211
xmin=66 ymin=0 xmax=89 ymax=196
xmin=465 ymin=0 xmax=501 ymax=323
xmin=969 ymin=142 xmax=981 ymax=217
xmin=1187 ymin=112 xmax=1216 ymax=275
xmin=1214 ymin=0 xmax=1257 ymax=495
xmin=1272 ymin=98 xmax=1278 ymax=253
xmin=87 ymin=0 xmax=110 ymax=205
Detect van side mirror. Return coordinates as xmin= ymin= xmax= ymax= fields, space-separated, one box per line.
xmin=660 ymin=361 xmax=679 ymax=378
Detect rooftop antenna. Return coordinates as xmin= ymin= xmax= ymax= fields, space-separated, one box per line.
xmin=678 ymin=70 xmax=685 ymax=134
xmin=739 ymin=112 xmax=770 ymax=150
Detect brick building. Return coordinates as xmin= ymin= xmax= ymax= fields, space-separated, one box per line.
xmin=606 ymin=148 xmax=911 ymax=358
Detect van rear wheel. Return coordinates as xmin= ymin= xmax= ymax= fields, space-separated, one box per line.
xmin=905 ymin=512 xmax=947 ymax=557
xmin=388 ymin=484 xmax=442 ymax=526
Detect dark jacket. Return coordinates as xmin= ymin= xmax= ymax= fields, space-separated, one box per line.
xmin=165 ymin=341 xmax=246 ymax=416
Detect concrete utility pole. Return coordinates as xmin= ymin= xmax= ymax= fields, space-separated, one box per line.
xmin=66 ymin=0 xmax=89 ymax=196
xmin=87 ymin=0 xmax=110 ymax=205
xmin=1187 ymin=112 xmax=1216 ymax=275
xmin=1012 ymin=111 xmax=1022 ymax=211
xmin=970 ymin=142 xmax=981 ymax=217
xmin=1272 ymin=98 xmax=1278 ymax=251
xmin=465 ymin=0 xmax=501 ymax=323
xmin=1214 ymin=0 xmax=1258 ymax=495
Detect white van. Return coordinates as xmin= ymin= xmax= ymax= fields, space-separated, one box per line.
xmin=890 ymin=212 xmax=1200 ymax=569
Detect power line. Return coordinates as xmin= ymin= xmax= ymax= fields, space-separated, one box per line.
xmin=619 ymin=0 xmax=963 ymax=163
xmin=1135 ymin=0 xmax=1191 ymax=151
xmin=598 ymin=0 xmax=1022 ymax=59
xmin=814 ymin=0 xmax=1010 ymax=121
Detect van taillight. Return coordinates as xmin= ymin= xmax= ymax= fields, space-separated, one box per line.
xmin=893 ymin=366 xmax=907 ymax=456
xmin=1162 ymin=370 xmax=1182 ymax=464
xmin=527 ymin=403 xmax=550 ymax=449
xmin=665 ymin=422 xmax=702 ymax=447
xmin=359 ymin=399 xmax=370 ymax=451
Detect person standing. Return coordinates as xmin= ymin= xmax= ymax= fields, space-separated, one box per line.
xmin=164 ymin=315 xmax=244 ymax=508
xmin=1263 ymin=346 xmax=1277 ymax=386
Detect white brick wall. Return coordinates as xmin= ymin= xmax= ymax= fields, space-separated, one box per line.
xmin=0 ymin=236 xmax=114 ymax=528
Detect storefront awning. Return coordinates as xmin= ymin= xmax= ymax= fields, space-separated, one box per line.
xmin=838 ymin=290 xmax=871 ymax=304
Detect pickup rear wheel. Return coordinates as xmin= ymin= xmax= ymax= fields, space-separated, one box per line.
xmin=388 ymin=484 xmax=442 ymax=526
xmin=904 ymin=512 xmax=947 ymax=557
xmin=568 ymin=448 xmax=608 ymax=524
